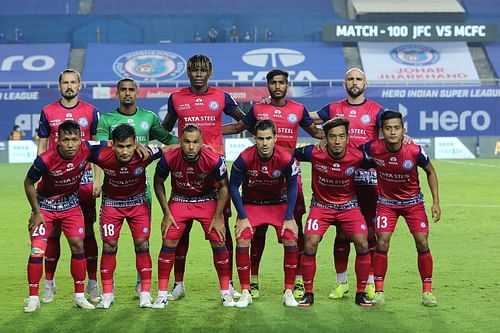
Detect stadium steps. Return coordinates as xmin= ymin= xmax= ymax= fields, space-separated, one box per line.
xmin=333 ymin=0 xmax=349 ymax=19
xmin=69 ymin=48 xmax=86 ymax=73
xmin=343 ymin=45 xmax=363 ymax=70
xmin=79 ymin=0 xmax=92 ymax=14
xmin=469 ymin=45 xmax=497 ymax=85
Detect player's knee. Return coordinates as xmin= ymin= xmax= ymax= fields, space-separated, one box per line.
xmin=30 ymin=240 xmax=47 ymax=258
xmin=282 ymin=239 xmax=297 ymax=247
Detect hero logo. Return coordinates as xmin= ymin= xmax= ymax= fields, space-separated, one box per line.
xmin=398 ymin=103 xmax=491 ymax=132
xmin=234 ymin=48 xmax=318 ymax=81
xmin=1 ymin=55 xmax=55 ymax=71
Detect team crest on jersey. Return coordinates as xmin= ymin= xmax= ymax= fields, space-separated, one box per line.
xmin=345 ymin=166 xmax=355 ymax=176
xmin=140 ymin=121 xmax=150 ymax=130
xmin=360 ymin=114 xmax=371 ymax=124
xmin=78 ymin=117 xmax=89 ymax=128
xmin=134 ymin=167 xmax=144 ymax=176
xmin=113 ymin=50 xmax=186 ymax=82
xmin=209 ymin=101 xmax=219 ymax=111
xmin=403 ymin=160 xmax=414 ymax=170
xmin=272 ymin=170 xmax=281 ymax=178
xmin=287 ymin=114 xmax=298 ymax=124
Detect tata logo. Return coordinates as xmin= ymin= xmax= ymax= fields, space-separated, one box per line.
xmin=1 ymin=55 xmax=55 ymax=72
xmin=233 ymin=48 xmax=318 ymax=82
xmin=242 ymin=48 xmax=305 ymax=67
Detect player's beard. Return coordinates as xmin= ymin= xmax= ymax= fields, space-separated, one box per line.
xmin=61 ymin=90 xmax=78 ymax=101
xmin=346 ymin=86 xmax=364 ymax=99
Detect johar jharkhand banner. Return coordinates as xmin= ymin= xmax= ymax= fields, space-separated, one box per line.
xmin=358 ymin=42 xmax=480 ymax=84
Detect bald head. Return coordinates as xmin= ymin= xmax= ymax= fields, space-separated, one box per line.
xmin=344 ymin=67 xmax=367 ymax=100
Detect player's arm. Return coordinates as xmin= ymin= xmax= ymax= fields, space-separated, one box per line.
xmin=229 ymin=157 xmax=253 ymax=237
xmin=162 ymin=96 xmax=178 ymax=132
xmin=150 ymin=113 xmax=178 ymax=145
xmin=309 ymin=111 xmax=324 ymax=125
xmin=222 ymin=119 xmax=249 ymax=135
xmin=282 ymin=158 xmax=299 ymax=237
xmin=293 ymin=145 xmax=313 ymax=162
xmin=301 ymin=106 xmax=324 ymax=140
xmin=24 ymin=157 xmax=47 ymax=231
xmin=95 ymin=114 xmax=112 ymax=141
xmin=223 ymin=92 xmax=246 ymax=121
xmin=37 ymin=111 xmax=50 ymax=154
xmin=208 ymin=157 xmax=229 ymax=241
xmin=89 ymin=134 xmax=103 ymax=198
xmin=153 ymin=156 xmax=178 ymax=237
xmin=423 ymin=161 xmax=440 ymax=223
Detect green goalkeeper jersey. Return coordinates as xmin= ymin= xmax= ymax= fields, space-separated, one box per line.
xmin=96 ymin=107 xmax=177 ymax=145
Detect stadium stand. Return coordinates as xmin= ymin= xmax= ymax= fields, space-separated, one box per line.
xmin=0 ymin=0 xmax=79 ymax=15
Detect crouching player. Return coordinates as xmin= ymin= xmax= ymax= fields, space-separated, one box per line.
xmin=152 ymin=125 xmax=235 ymax=308
xmin=229 ymin=119 xmax=300 ymax=308
xmin=94 ymin=124 xmax=163 ymax=309
xmin=294 ymin=118 xmax=373 ymax=307
xmin=24 ymin=120 xmax=100 ymax=312
xmin=362 ymin=110 xmax=441 ymax=307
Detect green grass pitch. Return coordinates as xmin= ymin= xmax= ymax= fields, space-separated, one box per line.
xmin=0 ymin=159 xmax=499 ymax=332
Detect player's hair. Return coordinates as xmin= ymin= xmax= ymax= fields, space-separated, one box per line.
xmin=57 ymin=120 xmax=80 ymax=137
xmin=187 ymin=54 xmax=213 ymax=73
xmin=323 ymin=117 xmax=349 ymax=135
xmin=58 ymin=68 xmax=81 ymax=83
xmin=344 ymin=67 xmax=365 ymax=80
xmin=381 ymin=110 xmax=403 ymax=125
xmin=181 ymin=124 xmax=202 ymax=135
xmin=116 ymin=77 xmax=138 ymax=89
xmin=255 ymin=119 xmax=276 ymax=136
xmin=266 ymin=69 xmax=289 ymax=83
xmin=111 ymin=123 xmax=136 ymax=143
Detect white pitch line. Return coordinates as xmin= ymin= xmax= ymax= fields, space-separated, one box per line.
xmin=440 ymin=160 xmax=500 ymax=169
xmin=441 ymin=204 xmax=500 ymax=208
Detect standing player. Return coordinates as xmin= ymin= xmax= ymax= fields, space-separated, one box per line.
xmin=37 ymin=68 xmax=101 ymax=304
xmin=152 ymin=125 xmax=235 ymax=308
xmin=24 ymin=121 xmax=98 ymax=312
xmin=361 ymin=110 xmax=441 ymax=306
xmin=223 ymin=69 xmax=323 ymax=299
xmin=96 ymin=77 xmax=177 ymax=295
xmin=294 ymin=118 xmax=373 ymax=307
xmin=229 ymin=120 xmax=300 ymax=308
xmin=162 ymin=54 xmax=245 ymax=300
xmin=310 ymin=68 xmax=383 ymax=299
xmin=92 ymin=124 xmax=163 ymax=309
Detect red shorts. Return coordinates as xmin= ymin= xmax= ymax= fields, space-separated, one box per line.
xmin=30 ymin=206 xmax=85 ymax=242
xmin=237 ymin=203 xmax=296 ymax=241
xmin=375 ymin=203 xmax=429 ymax=234
xmin=99 ymin=203 xmax=151 ymax=241
xmin=305 ymin=206 xmax=368 ymax=237
xmin=355 ymin=184 xmax=378 ymax=226
xmin=79 ymin=183 xmax=96 ymax=225
xmin=165 ymin=200 xmax=223 ymax=242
